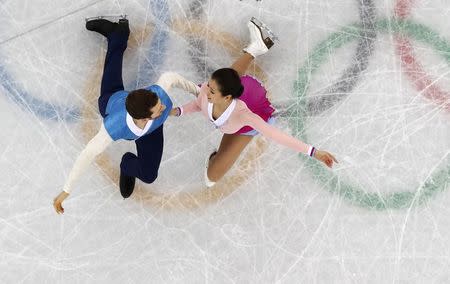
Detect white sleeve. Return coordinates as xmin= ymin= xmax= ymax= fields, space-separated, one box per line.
xmin=62 ymin=124 xmax=113 ymax=194
xmin=156 ymin=72 xmax=200 ymax=96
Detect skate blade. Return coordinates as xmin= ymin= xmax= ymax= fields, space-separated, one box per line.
xmin=85 ymin=14 xmax=127 ymax=22
xmin=250 ymin=17 xmax=278 ymax=42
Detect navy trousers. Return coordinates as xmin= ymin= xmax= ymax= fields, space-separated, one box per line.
xmin=98 ymin=29 xmax=163 ymax=184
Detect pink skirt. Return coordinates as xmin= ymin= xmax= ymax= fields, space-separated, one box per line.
xmin=235 ymin=75 xmax=275 ymax=134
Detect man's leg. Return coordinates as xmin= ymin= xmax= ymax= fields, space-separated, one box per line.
xmin=119 ymin=125 xmax=165 ymax=198
xmin=86 ymin=18 xmax=130 ymax=117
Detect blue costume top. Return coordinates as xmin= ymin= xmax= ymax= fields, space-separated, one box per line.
xmin=103 ymin=85 xmax=173 ymax=141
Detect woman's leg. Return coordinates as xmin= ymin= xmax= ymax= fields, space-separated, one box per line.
xmin=230 ymin=52 xmax=254 ymax=77
xmin=207 ymin=133 xmax=253 ymax=182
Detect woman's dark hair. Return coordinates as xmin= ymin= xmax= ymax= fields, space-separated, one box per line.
xmin=126 ymin=89 xmax=159 ymax=119
xmin=211 ymin=68 xmax=244 ymax=98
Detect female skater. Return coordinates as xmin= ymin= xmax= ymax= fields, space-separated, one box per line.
xmin=170 ymin=18 xmax=337 ymax=187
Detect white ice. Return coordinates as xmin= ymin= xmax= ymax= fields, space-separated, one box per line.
xmin=1 ymin=0 xmax=449 ymax=283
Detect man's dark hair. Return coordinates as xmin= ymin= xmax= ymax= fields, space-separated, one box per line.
xmin=125 ymin=89 xmax=159 ymax=119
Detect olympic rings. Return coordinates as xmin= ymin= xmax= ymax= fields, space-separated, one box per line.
xmin=292 ymin=18 xmax=450 ymax=210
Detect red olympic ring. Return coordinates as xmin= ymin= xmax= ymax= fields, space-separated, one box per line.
xmin=395 ymin=0 xmax=450 ymax=111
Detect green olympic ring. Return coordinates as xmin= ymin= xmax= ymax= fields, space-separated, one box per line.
xmin=291 ymin=18 xmax=450 ymax=210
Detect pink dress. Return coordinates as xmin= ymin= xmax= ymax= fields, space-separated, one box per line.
xmin=179 ymin=76 xmax=314 ymax=156
xmin=235 ymin=75 xmax=275 ymax=134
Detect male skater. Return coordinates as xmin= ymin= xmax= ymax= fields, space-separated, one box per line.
xmin=53 ymin=17 xmax=200 ymax=214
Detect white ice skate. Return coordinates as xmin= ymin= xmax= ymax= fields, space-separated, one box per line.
xmin=204 ymin=150 xmax=217 ymax=188
xmin=243 ymin=17 xmax=278 ymax=58
xmin=85 ymin=14 xmax=127 ymax=22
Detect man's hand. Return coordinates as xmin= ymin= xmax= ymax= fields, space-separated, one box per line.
xmin=314 ymin=150 xmax=338 ymax=168
xmin=169 ymin=107 xmax=181 ymax=116
xmin=53 ymin=191 xmax=69 ymax=214
xmin=169 ymin=108 xmax=178 ymax=116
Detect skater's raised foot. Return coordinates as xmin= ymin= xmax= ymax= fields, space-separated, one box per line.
xmin=204 ymin=150 xmax=217 ymax=188
xmin=250 ymin=17 xmax=278 ymax=42
xmin=85 ymin=16 xmax=129 ymax=38
xmin=243 ymin=17 xmax=278 ymax=58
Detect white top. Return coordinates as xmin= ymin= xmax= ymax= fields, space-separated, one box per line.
xmin=126 ymin=113 xmax=153 ymax=136
xmin=62 ymin=72 xmax=200 ymax=194
xmin=207 ymin=99 xmax=237 ymax=128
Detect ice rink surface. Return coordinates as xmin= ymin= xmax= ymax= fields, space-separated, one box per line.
xmin=1 ymin=0 xmax=449 ymax=283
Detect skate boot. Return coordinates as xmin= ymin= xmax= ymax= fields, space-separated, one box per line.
xmin=204 ymin=150 xmax=217 ymax=187
xmin=243 ymin=17 xmax=278 ymax=58
xmin=85 ymin=15 xmax=129 ymax=37
xmin=120 ymin=170 xmax=136 ymax=199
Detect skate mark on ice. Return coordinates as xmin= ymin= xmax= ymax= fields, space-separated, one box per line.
xmin=306 ymin=0 xmax=377 ymax=116
xmin=134 ymin=0 xmax=171 ymax=87
xmin=186 ymin=0 xmax=216 ymax=77
xmin=0 ymin=64 xmax=79 ymax=121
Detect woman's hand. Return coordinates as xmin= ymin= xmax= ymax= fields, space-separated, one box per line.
xmin=314 ymin=150 xmax=338 ymax=168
